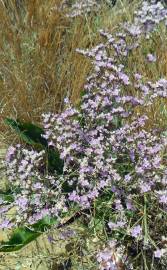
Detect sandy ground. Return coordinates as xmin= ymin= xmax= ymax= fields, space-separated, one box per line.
xmin=0 ymin=231 xmax=68 ymax=270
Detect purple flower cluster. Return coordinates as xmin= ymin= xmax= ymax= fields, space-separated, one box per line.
xmin=43 ymin=2 xmax=167 ymax=212
xmin=3 ymin=0 xmax=167 ymax=220
xmin=53 ymin=0 xmax=101 ymax=18
xmin=67 ymin=0 xmax=100 ymax=18
xmin=43 ymin=1 xmax=167 ymax=266
xmin=97 ymin=241 xmax=129 ymax=270
xmin=125 ymin=0 xmax=167 ymax=38
xmin=2 ymin=145 xmax=67 ymax=227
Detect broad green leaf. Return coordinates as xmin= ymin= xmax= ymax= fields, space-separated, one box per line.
xmin=0 ymin=216 xmax=58 ymax=252
xmin=0 ymin=228 xmax=40 ymax=252
xmin=4 ymin=118 xmax=47 ymax=146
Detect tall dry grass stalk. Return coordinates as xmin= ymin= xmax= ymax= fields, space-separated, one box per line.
xmin=0 ymin=0 xmax=105 ymax=135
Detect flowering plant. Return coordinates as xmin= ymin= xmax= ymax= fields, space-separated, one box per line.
xmin=1 ymin=1 xmax=167 ymax=269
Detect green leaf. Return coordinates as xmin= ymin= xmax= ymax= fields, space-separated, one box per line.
xmin=0 ymin=216 xmax=58 ymax=252
xmin=32 ymin=216 xmax=57 ymax=231
xmin=47 ymin=148 xmax=64 ymax=174
xmin=0 ymin=189 xmax=14 ymax=203
xmin=5 ymin=118 xmax=64 ymax=174
xmin=4 ymin=118 xmax=47 ymax=146
xmin=0 ymin=228 xmax=40 ymax=252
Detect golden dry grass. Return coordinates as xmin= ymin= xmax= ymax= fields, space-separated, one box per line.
xmin=127 ymin=25 xmax=167 ymax=129
xmin=0 ymin=0 xmax=104 ymax=134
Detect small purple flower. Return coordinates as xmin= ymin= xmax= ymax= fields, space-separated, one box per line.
xmin=125 ymin=24 xmax=141 ymax=36
xmin=68 ymin=191 xmax=80 ymax=202
xmin=47 ymin=235 xmax=55 ymax=243
xmin=64 ymin=97 xmax=70 ymax=104
xmin=129 ymin=150 xmax=135 ymax=162
xmin=59 ymin=229 xmax=76 ymax=240
xmin=108 ymin=221 xmax=126 ymax=230
xmin=140 ymin=183 xmax=151 ymax=193
xmin=118 ymin=72 xmax=130 ymax=85
xmin=147 ymin=53 xmax=156 ymax=62
xmin=154 ymin=249 xmax=165 ymax=258
xmin=134 ymin=73 xmax=142 ymax=80
xmin=114 ymin=199 xmax=123 ymax=211
xmin=0 ymin=219 xmax=13 ymax=229
xmin=15 ymin=197 xmax=28 ymax=211
xmin=131 ymin=225 xmax=142 ymax=238
xmin=33 ymin=182 xmax=42 ymax=190
xmin=125 ymin=174 xmax=132 ymax=182
xmin=97 ymin=251 xmax=111 ymax=263
xmin=159 ymin=195 xmax=167 ymax=204
xmin=6 ymin=146 xmax=16 ymax=162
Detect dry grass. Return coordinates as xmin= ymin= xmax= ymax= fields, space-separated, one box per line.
xmin=127 ymin=25 xmax=167 ymax=129
xmin=0 ymin=0 xmax=106 ymax=134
